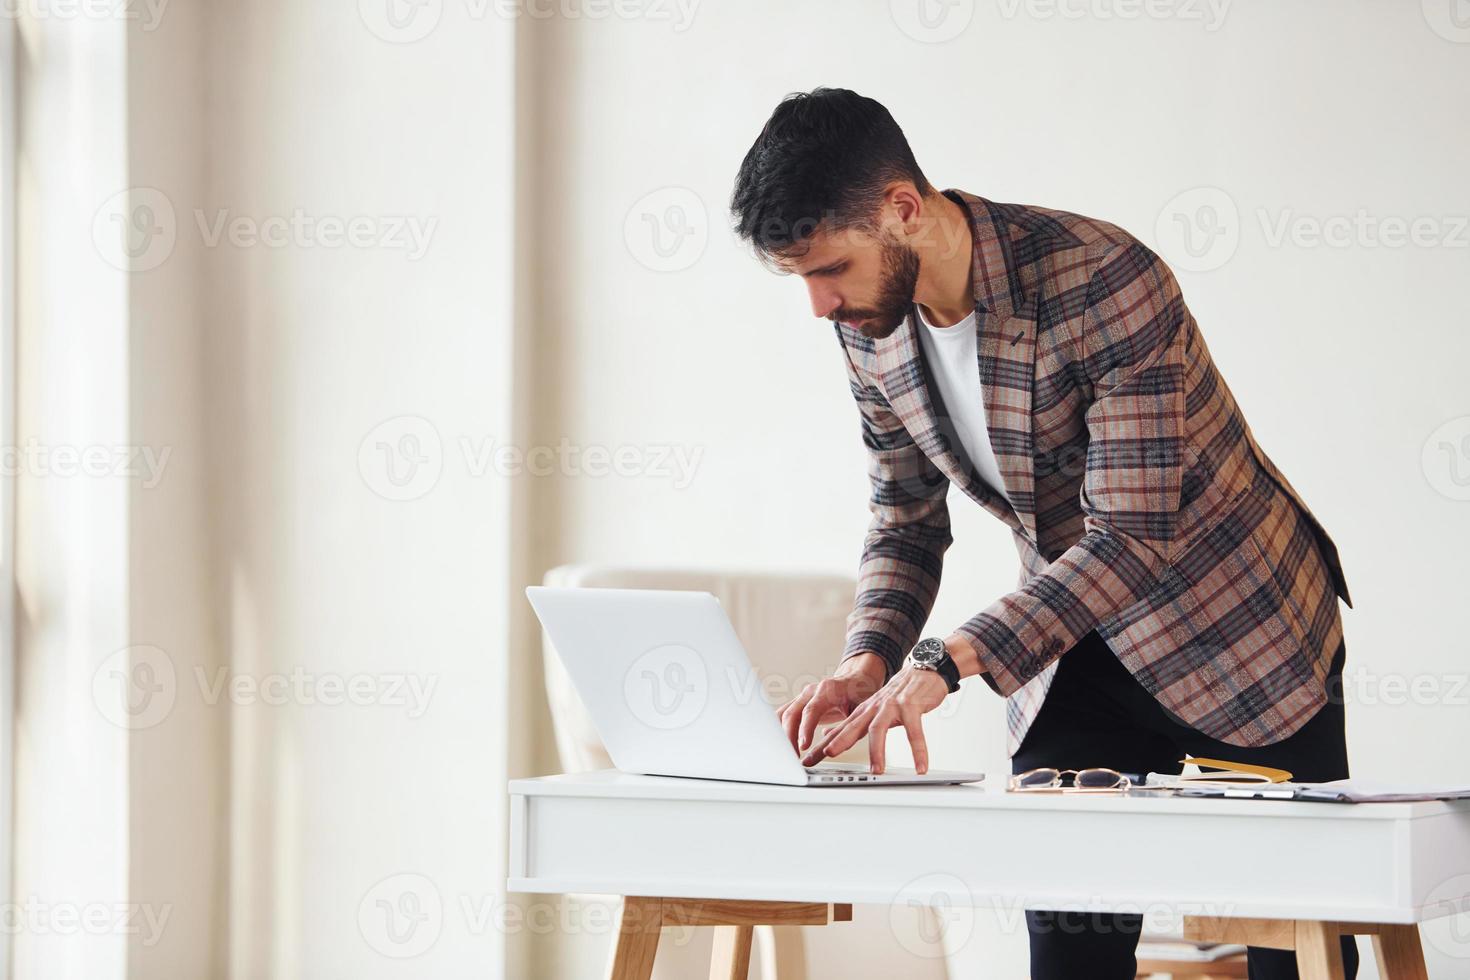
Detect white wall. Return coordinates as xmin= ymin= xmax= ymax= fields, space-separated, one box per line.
xmin=127 ymin=1 xmax=225 ymax=975
xmin=16 ymin=1 xmax=524 ymax=977
xmin=198 ymin=1 xmax=519 ymax=978
xmin=12 ymin=11 xmax=131 ymax=980
xmin=523 ymin=1 xmax=1470 ymax=976
xmin=15 ymin=5 xmax=225 ymax=977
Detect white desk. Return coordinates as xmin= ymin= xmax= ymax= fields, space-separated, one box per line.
xmin=508 ymin=770 xmax=1470 ymax=979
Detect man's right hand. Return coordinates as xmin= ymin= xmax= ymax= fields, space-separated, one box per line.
xmin=776 ymin=652 xmax=888 ymax=758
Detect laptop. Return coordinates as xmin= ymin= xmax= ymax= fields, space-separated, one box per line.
xmin=526 ymin=585 xmax=985 ymax=788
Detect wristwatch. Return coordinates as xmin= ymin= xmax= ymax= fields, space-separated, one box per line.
xmin=906 ymin=637 xmax=961 ymax=694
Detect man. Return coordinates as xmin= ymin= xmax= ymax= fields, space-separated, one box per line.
xmin=732 ymin=88 xmax=1357 ymax=980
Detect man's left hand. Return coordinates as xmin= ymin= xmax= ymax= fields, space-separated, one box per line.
xmin=799 ymin=665 xmax=949 ymax=774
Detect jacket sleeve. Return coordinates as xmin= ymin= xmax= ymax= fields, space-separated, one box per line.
xmin=953 ymin=240 xmax=1191 ymax=695
xmin=833 ymin=324 xmax=953 ymax=682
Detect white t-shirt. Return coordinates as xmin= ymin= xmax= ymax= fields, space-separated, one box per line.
xmin=913 ymin=304 xmax=1011 ymax=505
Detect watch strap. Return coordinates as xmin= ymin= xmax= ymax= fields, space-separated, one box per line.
xmin=933 ymin=650 xmax=961 ymax=694
xmin=909 ymin=638 xmax=961 ymax=694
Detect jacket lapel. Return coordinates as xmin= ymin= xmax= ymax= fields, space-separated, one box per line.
xmin=873 ymin=312 xmax=1020 ymax=530
xmin=979 ymin=299 xmax=1039 ymax=541
xmin=871 ymin=191 xmax=1040 ymax=540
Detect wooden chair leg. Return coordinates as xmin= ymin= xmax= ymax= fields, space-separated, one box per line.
xmin=1372 ymin=923 xmax=1428 ymax=980
xmin=1136 ymin=956 xmax=1248 ymax=977
xmin=1184 ymin=915 xmax=1298 ymax=950
xmin=753 ymin=924 xmax=809 ymax=980
xmin=709 ymin=924 xmax=754 ymax=980
xmin=607 ymin=897 xmax=849 ymax=980
xmin=607 ymin=896 xmax=663 ymax=980
xmin=1294 ymin=920 xmax=1346 ymax=980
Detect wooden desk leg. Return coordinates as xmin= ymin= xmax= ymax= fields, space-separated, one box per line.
xmin=607 ymin=896 xmax=663 ymax=980
xmin=607 ymin=896 xmax=852 ymax=980
xmin=1185 ymin=915 xmax=1429 ymax=980
xmin=1294 ymin=920 xmax=1346 ymax=980
xmin=1372 ymin=924 xmax=1429 ymax=980
xmin=709 ymin=925 xmax=754 ymax=980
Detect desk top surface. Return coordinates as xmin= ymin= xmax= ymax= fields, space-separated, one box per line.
xmin=509 ymin=769 xmax=1470 ymax=822
xmin=510 ymin=770 xmax=1470 ymax=921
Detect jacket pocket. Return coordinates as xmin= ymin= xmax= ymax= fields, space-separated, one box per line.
xmin=1171 ymin=444 xmax=1242 ymax=551
xmin=1222 ymin=490 xmax=1318 ymax=688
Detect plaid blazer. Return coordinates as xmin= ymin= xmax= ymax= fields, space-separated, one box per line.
xmin=835 ymin=190 xmax=1351 ymax=756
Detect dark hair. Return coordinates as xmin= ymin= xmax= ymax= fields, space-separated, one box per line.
xmin=730 ymin=87 xmax=932 ymax=259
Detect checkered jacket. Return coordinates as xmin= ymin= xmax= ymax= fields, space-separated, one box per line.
xmin=836 ymin=190 xmax=1351 ymax=756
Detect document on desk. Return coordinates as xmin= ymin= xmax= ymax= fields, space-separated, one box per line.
xmin=1174 ymin=779 xmax=1470 ymax=803
xmin=1291 ymin=779 xmax=1470 ymax=803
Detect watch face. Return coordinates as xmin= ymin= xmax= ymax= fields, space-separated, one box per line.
xmin=912 ymin=637 xmax=945 ymax=666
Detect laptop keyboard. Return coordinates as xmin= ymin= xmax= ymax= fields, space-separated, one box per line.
xmin=806 ymin=762 xmax=871 ymax=774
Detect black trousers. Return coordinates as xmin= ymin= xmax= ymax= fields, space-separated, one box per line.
xmin=1011 ymin=630 xmax=1358 ymax=980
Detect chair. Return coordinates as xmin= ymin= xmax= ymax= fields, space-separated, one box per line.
xmin=538 ymin=564 xmax=951 ymax=980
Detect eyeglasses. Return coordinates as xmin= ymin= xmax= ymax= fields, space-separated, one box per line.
xmin=1007 ymin=767 xmax=1132 ymax=794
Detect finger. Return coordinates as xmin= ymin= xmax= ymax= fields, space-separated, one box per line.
xmin=801 ymin=703 xmax=862 ymax=765
xmin=868 ymin=706 xmax=900 ymax=775
xmin=815 ymin=700 xmax=880 ymax=764
xmin=901 ymin=707 xmax=929 ymax=775
xmin=798 ymin=684 xmax=849 ymax=752
xmin=801 ymin=709 xmax=859 ymax=765
xmin=780 ymin=689 xmax=813 ymax=751
xmin=800 ymin=723 xmax=842 ymax=767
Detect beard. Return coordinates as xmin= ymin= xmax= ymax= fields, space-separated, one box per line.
xmin=830 ymin=234 xmax=920 ymax=340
